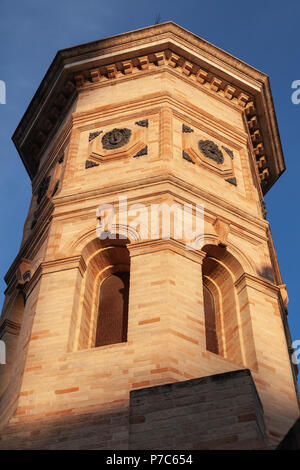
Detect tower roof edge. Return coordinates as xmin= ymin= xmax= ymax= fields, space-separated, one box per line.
xmin=12 ymin=22 xmax=285 ymax=192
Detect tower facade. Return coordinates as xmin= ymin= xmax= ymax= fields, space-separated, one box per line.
xmin=0 ymin=23 xmax=298 ymax=449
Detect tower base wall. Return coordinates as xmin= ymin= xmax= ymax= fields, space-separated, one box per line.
xmin=0 ymin=369 xmax=268 ymax=450
xmin=129 ymin=369 xmax=268 ymax=450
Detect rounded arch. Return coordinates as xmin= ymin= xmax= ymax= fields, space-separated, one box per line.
xmin=69 ymin=223 xmax=141 ymax=259
xmin=95 ymin=270 xmax=130 ymax=347
xmin=81 ymin=238 xmax=130 ymax=267
xmin=0 ymin=291 xmax=24 ymax=397
xmin=201 ymin=242 xmax=257 ymax=369
xmin=202 ymin=250 xmax=243 ymax=363
xmin=202 ymin=275 xmax=224 ymax=356
xmin=200 ymin=236 xmax=256 ymax=277
xmin=69 ymin=234 xmax=131 ymax=352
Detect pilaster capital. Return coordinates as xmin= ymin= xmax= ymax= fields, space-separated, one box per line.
xmin=41 ymin=255 xmax=87 ymax=276
xmin=0 ymin=319 xmax=21 ymax=338
xmin=235 ymin=272 xmax=279 ymax=298
xmin=23 ymin=255 xmax=87 ymax=299
xmin=15 ymin=258 xmax=32 ymax=286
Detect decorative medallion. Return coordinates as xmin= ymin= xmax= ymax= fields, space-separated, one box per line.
xmin=102 ymin=128 xmax=131 ymax=150
xmin=225 ymin=177 xmax=237 ymax=186
xmin=198 ymin=140 xmax=224 ymax=164
xmin=135 ymin=120 xmax=148 ymax=128
xmin=85 ymin=160 xmax=99 ymax=169
xmin=37 ymin=176 xmax=51 ymax=204
xmin=182 ymin=124 xmax=194 ymax=133
xmin=213 ymin=218 xmax=230 ymax=247
xmin=89 ymin=131 xmax=102 ymax=142
xmin=222 ymin=146 xmax=234 ymax=159
xmin=134 ymin=146 xmax=148 ymax=158
xmin=182 ymin=150 xmax=195 ymax=164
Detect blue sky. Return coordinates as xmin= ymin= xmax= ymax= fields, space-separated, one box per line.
xmin=0 ymin=0 xmax=299 ymax=353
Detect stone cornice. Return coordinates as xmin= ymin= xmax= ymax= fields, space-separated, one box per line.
xmin=12 ymin=22 xmax=284 ymax=194
xmin=74 ymin=57 xmax=251 ymax=109
xmin=52 ymin=172 xmax=269 ymax=234
xmin=3 ymin=172 xmax=269 ymax=289
xmin=4 ymin=197 xmax=53 ymax=289
xmin=128 ymin=238 xmax=206 ymax=265
xmin=31 ymin=113 xmax=73 ymax=191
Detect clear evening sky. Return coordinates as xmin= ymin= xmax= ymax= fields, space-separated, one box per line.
xmin=0 ymin=0 xmax=299 ymax=367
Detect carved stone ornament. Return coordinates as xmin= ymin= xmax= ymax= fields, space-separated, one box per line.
xmin=16 ymin=259 xmax=32 ymax=285
xmin=225 ymin=177 xmax=237 ymax=186
xmin=23 ymin=270 xmax=31 ymax=282
xmin=37 ymin=176 xmax=51 ymax=204
xmin=182 ymin=124 xmax=194 ymax=133
xmin=182 ymin=150 xmax=195 ymax=164
xmin=222 ymin=146 xmax=234 ymax=159
xmin=198 ymin=140 xmax=224 ymax=164
xmin=213 ymin=218 xmax=230 ymax=247
xmin=135 ymin=120 xmax=148 ymax=128
xmin=134 ymin=146 xmax=148 ymax=158
xmin=102 ymin=128 xmax=131 ymax=150
xmin=89 ymin=131 xmax=102 ymax=141
xmin=85 ymin=160 xmax=99 ymax=169
xmin=260 ymin=199 xmax=267 ymax=219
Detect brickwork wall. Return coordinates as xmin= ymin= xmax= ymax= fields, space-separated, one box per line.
xmin=0 ymin=370 xmax=268 ymax=450
xmin=0 ymin=405 xmax=129 ymax=450
xmin=0 ymin=28 xmax=298 ymax=449
xmin=129 ymin=369 xmax=268 ymax=450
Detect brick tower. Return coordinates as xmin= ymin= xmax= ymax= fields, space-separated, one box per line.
xmin=0 ymin=23 xmax=298 ymax=450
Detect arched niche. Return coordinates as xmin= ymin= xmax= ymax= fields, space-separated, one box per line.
xmin=0 ymin=291 xmax=24 ymax=396
xmin=70 ymin=237 xmax=130 ymax=351
xmin=201 ymin=244 xmax=257 ymax=369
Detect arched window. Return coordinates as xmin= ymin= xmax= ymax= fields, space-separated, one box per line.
xmin=203 ymin=284 xmax=218 ymax=354
xmin=95 ymin=271 xmax=129 ymax=347
xmin=0 ymin=291 xmax=24 ymax=395
xmin=202 ymin=245 xmax=243 ymax=364
xmin=73 ymin=237 xmax=131 ymax=351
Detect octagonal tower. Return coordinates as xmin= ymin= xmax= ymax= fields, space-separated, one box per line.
xmin=0 ymin=23 xmax=298 ymax=449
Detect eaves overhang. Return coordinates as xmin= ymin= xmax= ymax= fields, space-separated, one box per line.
xmin=12 ymin=21 xmax=285 ymax=193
